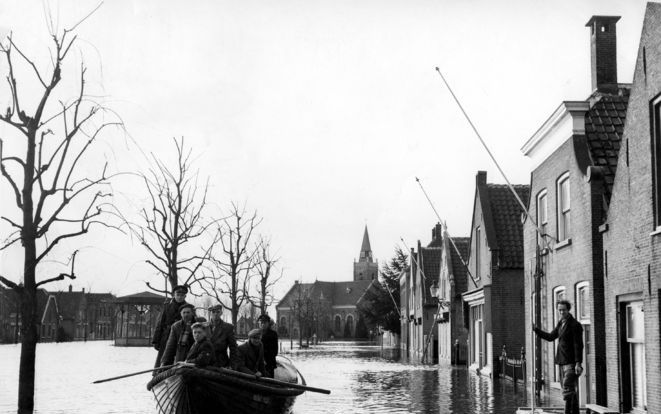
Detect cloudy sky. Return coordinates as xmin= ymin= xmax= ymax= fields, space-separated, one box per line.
xmin=0 ymin=0 xmax=651 ymax=304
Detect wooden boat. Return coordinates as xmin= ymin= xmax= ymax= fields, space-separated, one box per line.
xmin=147 ymin=357 xmax=306 ymax=414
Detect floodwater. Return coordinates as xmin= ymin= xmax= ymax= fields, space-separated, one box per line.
xmin=0 ymin=340 xmax=527 ymax=413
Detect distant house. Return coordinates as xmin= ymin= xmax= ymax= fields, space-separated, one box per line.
xmin=463 ymin=171 xmax=528 ymax=377
xmin=276 ymin=227 xmax=379 ymax=341
xmin=404 ymin=225 xmax=443 ymax=363
xmin=521 ymin=15 xmax=630 ymax=407
xmin=436 ymin=227 xmax=470 ymax=365
xmin=50 ymin=285 xmax=115 ymax=341
xmin=601 ymin=4 xmax=661 ymax=412
xmin=0 ymin=285 xmax=114 ymax=343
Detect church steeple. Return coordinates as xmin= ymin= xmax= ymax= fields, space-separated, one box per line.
xmin=354 ymin=226 xmax=378 ymax=281
xmin=359 ymin=226 xmax=373 ymax=263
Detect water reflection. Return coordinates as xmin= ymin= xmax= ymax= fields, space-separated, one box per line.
xmin=0 ymin=340 xmax=526 ymax=413
xmin=289 ymin=341 xmax=526 ymax=414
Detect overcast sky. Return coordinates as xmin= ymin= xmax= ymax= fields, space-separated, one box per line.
xmin=0 ymin=0 xmax=651 ymax=304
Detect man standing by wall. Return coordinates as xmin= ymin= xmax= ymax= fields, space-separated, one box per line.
xmin=533 ymin=299 xmax=584 ymax=414
xmin=152 ymin=285 xmax=188 ymax=368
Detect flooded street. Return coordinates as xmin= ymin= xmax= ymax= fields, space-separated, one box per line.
xmin=0 ymin=341 xmax=526 ymax=413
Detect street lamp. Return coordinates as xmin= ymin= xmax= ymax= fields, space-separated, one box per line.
xmin=429 ymin=281 xmax=439 ymax=298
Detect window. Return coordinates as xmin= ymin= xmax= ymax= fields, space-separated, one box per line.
xmin=552 ymin=286 xmax=566 ymax=383
xmin=334 ymin=315 xmax=342 ymax=333
xmin=625 ymin=302 xmax=646 ymax=410
xmin=557 ymin=174 xmax=571 ymax=240
xmin=575 ymin=282 xmax=590 ymax=323
xmin=537 ymin=190 xmax=548 ymax=247
xmin=652 ymin=94 xmax=661 ymax=227
xmin=475 ymin=227 xmax=481 ymax=280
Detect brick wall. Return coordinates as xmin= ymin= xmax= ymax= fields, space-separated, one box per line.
xmin=602 ymin=5 xmax=661 ymax=412
xmin=523 ymin=136 xmax=604 ymax=405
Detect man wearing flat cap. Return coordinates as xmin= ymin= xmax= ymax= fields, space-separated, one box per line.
xmin=236 ymin=329 xmax=266 ymax=377
xmin=207 ymin=304 xmax=238 ymax=369
xmin=161 ymin=303 xmax=204 ymax=366
xmin=152 ymin=285 xmax=189 ymax=368
xmin=258 ymin=314 xmax=278 ymax=378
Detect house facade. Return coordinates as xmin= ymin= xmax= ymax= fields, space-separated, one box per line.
xmin=521 ymin=15 xmax=630 ymax=407
xmin=436 ymin=227 xmax=470 ymax=365
xmin=463 ymin=171 xmax=528 ymax=377
xmin=601 ymin=4 xmax=661 ymax=412
xmin=405 ymin=229 xmax=442 ymax=363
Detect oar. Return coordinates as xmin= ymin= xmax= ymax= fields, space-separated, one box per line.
xmin=215 ymin=367 xmax=331 ymax=394
xmin=92 ymin=364 xmax=176 ymax=384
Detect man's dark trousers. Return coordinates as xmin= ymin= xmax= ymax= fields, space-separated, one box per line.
xmin=561 ymin=364 xmax=579 ymax=414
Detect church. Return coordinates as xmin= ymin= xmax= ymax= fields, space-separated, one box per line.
xmin=275 ymin=226 xmax=379 ymax=340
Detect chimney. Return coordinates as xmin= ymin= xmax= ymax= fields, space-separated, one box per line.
xmin=476 ymin=170 xmax=487 ymax=186
xmin=82 ymin=288 xmax=85 ymax=294
xmin=585 ymin=16 xmax=621 ymax=92
xmin=432 ymin=223 xmax=443 ymax=242
xmin=68 ymin=284 xmax=72 ymax=293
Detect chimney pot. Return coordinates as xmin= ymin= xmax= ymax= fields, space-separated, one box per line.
xmin=585 ymin=15 xmax=621 ymax=92
xmin=68 ymin=284 xmax=72 ymax=293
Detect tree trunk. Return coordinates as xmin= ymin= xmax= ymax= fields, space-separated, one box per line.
xmin=17 ymin=292 xmax=38 ymax=414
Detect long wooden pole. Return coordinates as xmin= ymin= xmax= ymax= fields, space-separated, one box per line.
xmin=216 ymin=367 xmax=331 ymax=394
xmin=92 ymin=364 xmax=175 ymax=384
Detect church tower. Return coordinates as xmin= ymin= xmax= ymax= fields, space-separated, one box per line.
xmin=353 ymin=226 xmax=379 ymax=281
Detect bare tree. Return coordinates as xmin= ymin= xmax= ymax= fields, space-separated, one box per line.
xmin=201 ymin=202 xmax=261 ymax=326
xmin=131 ymin=138 xmax=217 ymax=295
xmin=0 ymin=22 xmax=121 ymax=413
xmin=247 ymin=236 xmax=283 ymax=315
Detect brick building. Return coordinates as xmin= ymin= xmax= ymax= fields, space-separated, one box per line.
xmin=49 ymin=286 xmax=115 ymax=341
xmin=435 ymin=224 xmax=470 ymax=365
xmin=601 ymin=4 xmax=661 ymax=412
xmin=520 ymin=15 xmax=630 ymax=407
xmin=0 ymin=287 xmax=50 ymax=343
xmin=404 ymin=226 xmax=443 ymax=362
xmin=462 ymin=171 xmax=528 ymax=378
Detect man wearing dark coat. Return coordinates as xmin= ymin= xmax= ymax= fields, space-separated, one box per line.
xmin=183 ymin=322 xmax=216 ymax=368
xmin=207 ymin=304 xmax=238 ymax=368
xmin=258 ymin=314 xmax=278 ymax=378
xmin=161 ymin=303 xmax=202 ymax=366
xmin=152 ymin=285 xmax=189 ymax=368
xmin=236 ymin=329 xmax=266 ymax=377
xmin=534 ymin=299 xmax=584 ymax=414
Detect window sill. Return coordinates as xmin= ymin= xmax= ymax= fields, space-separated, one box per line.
xmin=554 ymin=238 xmax=572 ymax=251
xmin=650 ymin=226 xmax=661 ymax=237
xmin=550 ymin=381 xmax=562 ymax=390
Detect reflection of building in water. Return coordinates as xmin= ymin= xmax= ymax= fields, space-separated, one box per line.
xmin=276 ymin=226 xmax=379 ymax=340
xmin=114 ymin=291 xmax=165 ymax=346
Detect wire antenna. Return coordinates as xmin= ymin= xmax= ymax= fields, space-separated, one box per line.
xmin=434 ymin=67 xmax=553 ymax=251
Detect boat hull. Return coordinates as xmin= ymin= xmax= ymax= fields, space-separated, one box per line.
xmin=148 ymin=366 xmax=303 ymax=414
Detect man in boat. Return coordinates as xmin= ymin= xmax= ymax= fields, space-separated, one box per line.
xmin=181 ymin=322 xmax=216 ymax=368
xmin=258 ymin=314 xmax=278 ymax=378
xmin=236 ymin=328 xmax=266 ymax=377
xmin=161 ymin=303 xmax=203 ymax=366
xmin=207 ymin=304 xmax=239 ymax=369
xmin=533 ymin=299 xmax=583 ymax=414
xmin=152 ymin=285 xmax=189 ymax=368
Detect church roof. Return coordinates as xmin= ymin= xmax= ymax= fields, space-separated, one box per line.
xmin=276 ymin=280 xmax=375 ymax=309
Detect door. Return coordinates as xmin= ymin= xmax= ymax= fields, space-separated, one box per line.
xmin=578 ymin=324 xmax=591 ymax=405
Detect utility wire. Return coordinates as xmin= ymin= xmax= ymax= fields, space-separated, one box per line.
xmin=434 ymin=67 xmax=553 ymax=251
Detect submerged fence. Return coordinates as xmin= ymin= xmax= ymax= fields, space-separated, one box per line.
xmin=499 ymin=345 xmax=526 ymax=386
